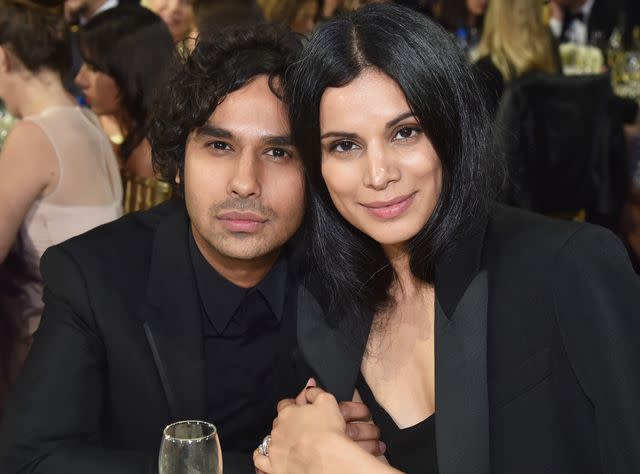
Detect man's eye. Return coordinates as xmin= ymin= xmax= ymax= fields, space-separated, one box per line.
xmin=265 ymin=148 xmax=290 ymax=159
xmin=210 ymin=141 xmax=230 ymax=151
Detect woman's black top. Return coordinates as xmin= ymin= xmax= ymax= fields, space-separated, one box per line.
xmin=357 ymin=374 xmax=438 ymax=474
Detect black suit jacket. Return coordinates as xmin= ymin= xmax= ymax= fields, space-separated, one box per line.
xmin=0 ymin=200 xmax=308 ymax=474
xmin=560 ymin=0 xmax=622 ymax=44
xmin=297 ymin=205 xmax=640 ymax=473
xmin=588 ymin=0 xmax=621 ymax=41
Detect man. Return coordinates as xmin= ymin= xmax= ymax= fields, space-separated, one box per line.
xmin=0 ymin=26 xmax=380 ymax=474
xmin=549 ymin=0 xmax=624 ymax=46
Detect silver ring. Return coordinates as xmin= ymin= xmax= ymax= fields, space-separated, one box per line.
xmin=258 ymin=434 xmax=271 ymax=456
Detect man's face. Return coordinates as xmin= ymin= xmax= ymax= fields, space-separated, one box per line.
xmin=184 ymin=75 xmax=305 ymax=266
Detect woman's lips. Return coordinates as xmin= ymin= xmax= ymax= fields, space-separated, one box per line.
xmin=361 ymin=192 xmax=416 ymax=219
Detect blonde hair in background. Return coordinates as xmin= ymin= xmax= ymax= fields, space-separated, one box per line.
xmin=477 ymin=0 xmax=557 ymax=82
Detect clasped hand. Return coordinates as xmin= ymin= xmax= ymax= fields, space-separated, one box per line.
xmin=253 ymin=378 xmax=385 ymax=474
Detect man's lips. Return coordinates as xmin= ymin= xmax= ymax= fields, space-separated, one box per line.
xmin=360 ymin=192 xmax=416 ymax=219
xmin=217 ymin=211 xmax=268 ymax=233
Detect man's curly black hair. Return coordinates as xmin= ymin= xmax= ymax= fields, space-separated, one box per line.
xmin=149 ymin=24 xmax=304 ymax=198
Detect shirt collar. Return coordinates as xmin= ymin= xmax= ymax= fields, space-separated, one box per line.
xmin=188 ymin=226 xmax=288 ymax=334
xmin=578 ymin=0 xmax=595 ymax=21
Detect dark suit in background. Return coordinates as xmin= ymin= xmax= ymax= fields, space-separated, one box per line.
xmin=559 ymin=0 xmax=622 ymax=44
xmin=298 ymin=205 xmax=640 ymax=473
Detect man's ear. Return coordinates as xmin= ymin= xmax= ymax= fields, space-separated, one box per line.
xmin=0 ymin=46 xmax=12 ymax=74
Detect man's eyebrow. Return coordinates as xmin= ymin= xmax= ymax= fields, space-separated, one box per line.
xmin=194 ymin=125 xmax=234 ymax=140
xmin=264 ymin=135 xmax=293 ymax=147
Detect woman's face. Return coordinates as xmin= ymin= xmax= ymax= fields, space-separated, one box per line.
xmin=149 ymin=0 xmax=194 ymax=41
xmin=74 ymin=62 xmax=121 ymax=116
xmin=466 ymin=0 xmax=488 ymax=17
xmin=319 ymin=69 xmax=442 ymax=247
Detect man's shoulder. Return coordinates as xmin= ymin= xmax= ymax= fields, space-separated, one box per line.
xmin=42 ymin=199 xmax=185 ymax=276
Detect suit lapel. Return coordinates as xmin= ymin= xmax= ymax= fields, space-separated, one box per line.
xmin=139 ymin=205 xmax=206 ymax=421
xmin=434 ymin=216 xmax=490 ymax=474
xmin=296 ymin=284 xmax=368 ymax=401
xmin=435 ymin=272 xmax=490 ymax=474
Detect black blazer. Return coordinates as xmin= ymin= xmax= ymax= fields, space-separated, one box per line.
xmin=0 ymin=200 xmax=308 ymax=474
xmin=560 ymin=0 xmax=622 ymax=44
xmin=297 ymin=205 xmax=640 ymax=474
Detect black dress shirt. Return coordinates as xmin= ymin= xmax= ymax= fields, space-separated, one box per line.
xmin=188 ymin=230 xmax=309 ymax=454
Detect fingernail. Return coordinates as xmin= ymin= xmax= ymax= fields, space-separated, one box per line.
xmin=346 ymin=425 xmax=356 ymax=438
xmin=379 ymin=441 xmax=386 ymax=454
xmin=305 ymin=377 xmax=315 ymax=388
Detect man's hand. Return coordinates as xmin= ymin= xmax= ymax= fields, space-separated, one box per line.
xmin=339 ymin=400 xmax=385 ymax=455
xmin=285 ymin=378 xmax=384 ymax=456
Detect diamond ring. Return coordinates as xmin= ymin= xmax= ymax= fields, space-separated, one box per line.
xmin=258 ymin=434 xmax=272 ymax=456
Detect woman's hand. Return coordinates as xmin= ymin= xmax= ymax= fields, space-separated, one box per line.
xmin=254 ymin=386 xmax=393 ymax=474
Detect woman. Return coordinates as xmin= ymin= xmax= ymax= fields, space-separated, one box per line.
xmin=145 ymin=0 xmax=195 ymax=43
xmin=75 ymin=5 xmax=175 ymax=177
xmin=0 ymin=0 xmax=122 ymax=337
xmin=440 ymin=0 xmax=488 ymax=49
xmin=254 ymin=4 xmax=640 ymax=473
xmin=474 ymin=0 xmax=559 ymax=116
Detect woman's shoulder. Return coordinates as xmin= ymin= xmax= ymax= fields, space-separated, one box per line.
xmin=1 ymin=120 xmax=58 ymax=180
xmin=485 ymin=205 xmax=625 ymax=267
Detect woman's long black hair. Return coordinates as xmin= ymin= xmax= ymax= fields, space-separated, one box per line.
xmin=285 ymin=3 xmax=500 ymax=339
xmin=79 ymin=5 xmax=175 ymax=160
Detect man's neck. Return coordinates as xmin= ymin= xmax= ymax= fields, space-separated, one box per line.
xmin=191 ymin=223 xmax=281 ymax=288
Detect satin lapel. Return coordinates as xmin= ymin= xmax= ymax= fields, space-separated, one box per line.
xmin=435 ymin=271 xmax=490 ymax=474
xmin=296 ymin=285 xmax=368 ymax=401
xmin=139 ymin=205 xmax=206 ymax=422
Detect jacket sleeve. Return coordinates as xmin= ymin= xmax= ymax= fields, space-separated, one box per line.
xmin=0 ymin=245 xmax=155 ymax=474
xmin=553 ymin=225 xmax=640 ymax=472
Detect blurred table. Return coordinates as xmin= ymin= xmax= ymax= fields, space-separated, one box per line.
xmin=611 ymin=50 xmax=640 ymax=102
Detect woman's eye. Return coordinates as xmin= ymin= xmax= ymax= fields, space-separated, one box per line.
xmin=265 ymin=148 xmax=290 ymax=159
xmin=331 ymin=140 xmax=357 ymax=153
xmin=394 ymin=126 xmax=420 ymax=140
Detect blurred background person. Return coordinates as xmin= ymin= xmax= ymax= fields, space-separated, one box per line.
xmin=194 ymin=0 xmax=264 ymax=34
xmin=62 ymin=0 xmax=138 ymax=96
xmin=474 ymin=0 xmax=559 ymax=116
xmin=0 ymin=0 xmax=122 ymax=361
xmin=75 ymin=5 xmax=175 ymax=177
xmin=145 ymin=0 xmax=196 ymax=43
xmin=548 ymin=0 xmax=624 ymax=47
xmin=259 ymin=0 xmax=319 ymax=34
xmin=439 ymin=0 xmax=488 ymax=51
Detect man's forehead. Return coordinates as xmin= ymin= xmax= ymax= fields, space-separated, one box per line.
xmin=196 ymin=77 xmax=290 ymax=135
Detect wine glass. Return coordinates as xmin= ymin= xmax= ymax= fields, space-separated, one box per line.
xmin=159 ymin=420 xmax=222 ymax=474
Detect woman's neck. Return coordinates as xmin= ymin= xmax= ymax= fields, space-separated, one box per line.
xmin=383 ymin=244 xmax=426 ymax=301
xmin=15 ymin=70 xmax=74 ymax=118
